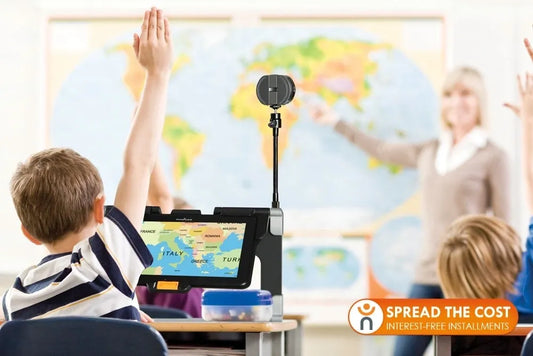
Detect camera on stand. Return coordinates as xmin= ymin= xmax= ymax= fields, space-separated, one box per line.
xmin=256 ymin=74 xmax=295 ymax=209
xmin=256 ymin=74 xmax=296 ymax=109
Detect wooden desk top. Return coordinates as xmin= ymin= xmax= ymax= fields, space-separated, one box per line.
xmin=150 ymin=318 xmax=298 ymax=333
xmin=283 ymin=314 xmax=307 ymax=321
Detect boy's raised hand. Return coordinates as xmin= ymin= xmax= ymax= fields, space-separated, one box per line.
xmin=520 ymin=73 xmax=533 ymax=122
xmin=114 ymin=7 xmax=172 ymax=231
xmin=505 ymin=72 xmax=533 ymax=213
xmin=133 ymin=8 xmax=172 ymax=76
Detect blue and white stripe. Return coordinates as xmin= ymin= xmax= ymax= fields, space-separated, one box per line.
xmin=3 ymin=206 xmax=152 ymax=321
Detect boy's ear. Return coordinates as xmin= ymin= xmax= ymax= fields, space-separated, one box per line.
xmin=94 ymin=193 xmax=105 ymax=224
xmin=21 ymin=225 xmax=42 ymax=246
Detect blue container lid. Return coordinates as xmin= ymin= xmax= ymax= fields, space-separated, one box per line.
xmin=202 ymin=289 xmax=272 ymax=306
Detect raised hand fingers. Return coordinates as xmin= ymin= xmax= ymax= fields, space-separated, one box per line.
xmin=503 ymin=102 xmax=520 ymax=116
xmin=148 ymin=7 xmax=157 ymax=41
xmin=519 ymin=73 xmax=533 ymax=95
xmin=140 ymin=10 xmax=149 ymax=42
xmin=164 ymin=17 xmax=170 ymax=42
xmin=526 ymin=73 xmax=533 ymax=94
xmin=132 ymin=33 xmax=140 ymax=58
xmin=157 ymin=9 xmax=164 ymax=40
xmin=525 ymin=39 xmax=533 ymax=63
xmin=135 ymin=7 xmax=173 ymax=74
xmin=518 ymin=74 xmax=525 ymax=97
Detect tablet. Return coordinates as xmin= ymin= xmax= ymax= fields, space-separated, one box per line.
xmin=138 ymin=209 xmax=257 ymax=290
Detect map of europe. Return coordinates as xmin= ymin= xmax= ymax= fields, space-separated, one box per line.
xmin=141 ymin=221 xmax=246 ymax=277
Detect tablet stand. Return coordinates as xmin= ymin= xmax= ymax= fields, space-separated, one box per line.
xmin=214 ymin=206 xmax=283 ymax=322
xmin=256 ymin=208 xmax=283 ymax=322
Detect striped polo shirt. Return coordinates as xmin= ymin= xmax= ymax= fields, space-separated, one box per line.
xmin=2 ymin=206 xmax=153 ymax=321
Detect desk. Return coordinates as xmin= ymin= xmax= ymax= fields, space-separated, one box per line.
xmin=434 ymin=324 xmax=533 ymax=356
xmin=151 ymin=319 xmax=298 ymax=356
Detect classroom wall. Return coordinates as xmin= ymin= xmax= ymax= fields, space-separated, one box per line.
xmin=1 ymin=0 xmax=532 ymax=354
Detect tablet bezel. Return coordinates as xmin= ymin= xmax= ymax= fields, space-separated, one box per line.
xmin=138 ymin=210 xmax=258 ymax=289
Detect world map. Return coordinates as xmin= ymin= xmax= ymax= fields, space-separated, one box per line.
xmin=48 ymin=21 xmax=441 ymax=322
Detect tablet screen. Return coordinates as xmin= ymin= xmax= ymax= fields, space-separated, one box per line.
xmin=141 ymin=221 xmax=247 ymax=278
xmin=138 ymin=210 xmax=257 ymax=289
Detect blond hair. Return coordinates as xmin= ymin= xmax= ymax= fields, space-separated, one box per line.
xmin=441 ymin=66 xmax=487 ymax=128
xmin=10 ymin=148 xmax=103 ymax=244
xmin=438 ymin=215 xmax=522 ymax=299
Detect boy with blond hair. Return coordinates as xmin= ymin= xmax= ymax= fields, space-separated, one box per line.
xmin=2 ymin=7 xmax=172 ymax=321
xmin=438 ymin=213 xmax=533 ymax=322
xmin=438 ymin=214 xmax=523 ymax=300
xmin=436 ymin=213 xmax=531 ymax=355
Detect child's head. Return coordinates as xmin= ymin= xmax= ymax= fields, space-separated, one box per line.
xmin=438 ymin=215 xmax=522 ymax=299
xmin=10 ymin=148 xmax=104 ymax=244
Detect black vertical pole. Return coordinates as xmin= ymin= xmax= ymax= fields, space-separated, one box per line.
xmin=269 ymin=111 xmax=281 ymax=208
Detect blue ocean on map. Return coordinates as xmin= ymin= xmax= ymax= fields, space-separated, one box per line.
xmin=219 ymin=233 xmax=242 ymax=252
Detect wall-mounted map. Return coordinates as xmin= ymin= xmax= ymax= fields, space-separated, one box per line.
xmin=47 ymin=15 xmax=444 ymax=325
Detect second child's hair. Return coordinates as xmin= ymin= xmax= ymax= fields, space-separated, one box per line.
xmin=10 ymin=148 xmax=104 ymax=244
xmin=441 ymin=66 xmax=488 ymax=128
xmin=438 ymin=215 xmax=522 ymax=299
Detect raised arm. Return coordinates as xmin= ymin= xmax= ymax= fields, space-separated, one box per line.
xmin=114 ymin=8 xmax=173 ymax=230
xmin=504 ymin=73 xmax=533 ymax=213
xmin=519 ymin=39 xmax=533 ymax=212
xmin=525 ymin=38 xmax=533 ymax=63
xmin=310 ymin=102 xmax=425 ymax=167
xmin=521 ymin=75 xmax=533 ymax=213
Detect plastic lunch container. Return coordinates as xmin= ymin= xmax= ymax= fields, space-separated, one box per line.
xmin=201 ymin=289 xmax=273 ymax=322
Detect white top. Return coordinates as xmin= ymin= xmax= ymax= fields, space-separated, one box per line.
xmin=434 ymin=126 xmax=488 ymax=175
xmin=2 ymin=206 xmax=152 ymax=321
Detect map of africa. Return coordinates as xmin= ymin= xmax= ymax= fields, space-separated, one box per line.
xmin=48 ymin=19 xmax=443 ymax=323
xmin=141 ymin=221 xmax=246 ymax=278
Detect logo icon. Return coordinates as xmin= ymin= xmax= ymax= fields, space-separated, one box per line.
xmin=348 ymin=299 xmax=384 ymax=334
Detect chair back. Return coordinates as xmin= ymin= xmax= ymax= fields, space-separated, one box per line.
xmin=140 ymin=304 xmax=192 ymax=319
xmin=0 ymin=316 xmax=167 ymax=356
xmin=521 ymin=330 xmax=533 ymax=356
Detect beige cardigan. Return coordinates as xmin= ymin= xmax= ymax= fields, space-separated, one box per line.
xmin=335 ymin=120 xmax=511 ymax=285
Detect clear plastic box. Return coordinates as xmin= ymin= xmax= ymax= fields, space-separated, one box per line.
xmin=201 ymin=289 xmax=273 ymax=322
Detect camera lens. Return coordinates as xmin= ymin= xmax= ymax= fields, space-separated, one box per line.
xmin=256 ymin=75 xmax=296 ymax=108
